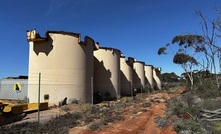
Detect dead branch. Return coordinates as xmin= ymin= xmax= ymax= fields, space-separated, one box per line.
xmin=201 ymin=118 xmax=221 ymax=121
xmin=200 ymin=108 xmax=221 ymax=121
xmin=201 ymin=109 xmax=221 ymax=114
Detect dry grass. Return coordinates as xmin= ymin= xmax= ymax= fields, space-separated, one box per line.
xmin=0 ymin=93 xmax=155 ymax=133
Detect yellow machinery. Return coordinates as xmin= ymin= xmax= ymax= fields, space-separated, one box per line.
xmin=0 ymin=101 xmax=48 ymax=125
xmin=0 ymin=101 xmax=48 ymax=114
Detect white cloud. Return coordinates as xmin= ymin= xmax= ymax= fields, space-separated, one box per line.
xmin=45 ymin=0 xmax=73 ymax=16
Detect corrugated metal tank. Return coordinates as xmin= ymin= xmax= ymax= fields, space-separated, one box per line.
xmin=0 ymin=79 xmax=28 ymax=100
xmin=133 ymin=61 xmax=145 ymax=90
xmin=27 ymin=30 xmax=95 ymax=105
xmin=120 ymin=56 xmax=133 ymax=96
xmin=94 ymin=47 xmax=121 ymax=100
xmin=144 ymin=65 xmax=154 ymax=90
xmin=153 ymin=67 xmax=162 ymax=90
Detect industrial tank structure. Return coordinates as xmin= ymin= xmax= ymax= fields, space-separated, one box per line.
xmin=26 ymin=29 xmax=97 ymax=106
xmin=94 ymin=47 xmax=121 ymax=100
xmin=133 ymin=61 xmax=145 ymax=91
xmin=120 ymin=56 xmax=134 ymax=96
xmin=144 ymin=65 xmax=154 ymax=91
xmin=153 ymin=67 xmax=162 ymax=90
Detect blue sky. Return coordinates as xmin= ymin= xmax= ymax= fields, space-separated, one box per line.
xmin=0 ymin=0 xmax=221 ymax=78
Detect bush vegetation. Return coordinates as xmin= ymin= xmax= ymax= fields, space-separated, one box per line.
xmin=0 ymin=94 xmax=151 ymax=134
xmin=2 ymin=72 xmax=221 ymax=133
xmin=162 ymin=74 xmax=221 ymax=133
xmin=173 ymin=119 xmax=204 ymax=133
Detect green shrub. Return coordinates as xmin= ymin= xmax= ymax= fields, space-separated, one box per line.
xmin=142 ymin=102 xmax=151 ymax=108
xmin=202 ymin=98 xmax=221 ymax=111
xmin=194 ymin=81 xmax=221 ymax=99
xmin=101 ymin=114 xmax=124 ymax=125
xmin=166 ymin=96 xmax=201 ymax=119
xmin=173 ymin=119 xmax=203 ymax=133
xmin=185 ymin=105 xmax=201 ymax=117
xmin=155 ymin=117 xmax=170 ymax=129
xmin=171 ymin=100 xmax=187 ymax=116
xmin=212 ymin=122 xmax=221 ymax=134
xmin=89 ymin=122 xmax=103 ymax=131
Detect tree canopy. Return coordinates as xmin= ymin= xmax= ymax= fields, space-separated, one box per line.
xmin=173 ymin=53 xmax=198 ymax=65
xmin=158 ymin=10 xmax=221 ymax=89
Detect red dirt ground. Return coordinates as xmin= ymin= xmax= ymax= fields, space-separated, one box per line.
xmin=69 ymin=87 xmax=184 ymax=134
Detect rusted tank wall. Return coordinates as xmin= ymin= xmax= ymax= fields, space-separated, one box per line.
xmin=133 ymin=61 xmax=145 ymax=90
xmin=27 ymin=30 xmax=95 ymax=105
xmin=120 ymin=56 xmax=133 ymax=96
xmin=153 ymin=67 xmax=162 ymax=90
xmin=94 ymin=47 xmax=121 ymax=100
xmin=144 ymin=65 xmax=154 ymax=90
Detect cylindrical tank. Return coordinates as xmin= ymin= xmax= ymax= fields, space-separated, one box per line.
xmin=153 ymin=67 xmax=162 ymax=90
xmin=144 ymin=65 xmax=154 ymax=91
xmin=133 ymin=61 xmax=145 ymax=91
xmin=27 ymin=30 xmax=95 ymax=106
xmin=94 ymin=47 xmax=121 ymax=100
xmin=120 ymin=56 xmax=133 ymax=96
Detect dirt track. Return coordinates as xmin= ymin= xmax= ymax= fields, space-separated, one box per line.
xmin=69 ymin=87 xmax=184 ymax=134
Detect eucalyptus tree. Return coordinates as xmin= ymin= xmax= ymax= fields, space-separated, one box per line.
xmin=158 ymin=35 xmax=204 ymax=90
xmin=158 ymin=9 xmax=221 ymax=90
xmin=196 ymin=10 xmax=221 ymax=88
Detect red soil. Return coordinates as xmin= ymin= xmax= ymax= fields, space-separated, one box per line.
xmin=69 ymin=87 xmax=184 ymax=134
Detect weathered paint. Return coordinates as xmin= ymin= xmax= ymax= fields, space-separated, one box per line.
xmin=145 ymin=65 xmax=154 ymax=90
xmin=133 ymin=61 xmax=145 ymax=90
xmin=153 ymin=67 xmax=162 ymax=90
xmin=94 ymin=47 xmax=121 ymax=100
xmin=120 ymin=56 xmax=134 ymax=96
xmin=27 ymin=30 xmax=95 ymax=106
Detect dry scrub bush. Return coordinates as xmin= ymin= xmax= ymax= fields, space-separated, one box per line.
xmin=173 ymin=119 xmax=204 ymax=134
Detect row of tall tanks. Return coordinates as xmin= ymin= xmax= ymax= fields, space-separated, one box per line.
xmin=26 ymin=30 xmax=162 ymax=106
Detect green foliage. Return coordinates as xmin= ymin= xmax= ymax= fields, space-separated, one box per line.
xmin=158 ymin=34 xmax=205 ymax=88
xmin=186 ymin=105 xmax=201 ymax=117
xmin=158 ymin=47 xmax=167 ymax=55
xmin=212 ymin=122 xmax=221 ymax=134
xmin=165 ymin=81 xmax=221 ymax=133
xmin=166 ymin=93 xmax=202 ymax=118
xmin=170 ymin=100 xmax=187 ymax=116
xmin=155 ymin=117 xmax=171 ymax=129
xmin=142 ymin=102 xmax=151 ymax=108
xmin=194 ymin=81 xmax=221 ymax=99
xmin=202 ymin=98 xmax=221 ymax=111
xmin=173 ymin=53 xmax=198 ymax=65
xmin=173 ymin=119 xmax=203 ymax=133
xmin=172 ymin=35 xmax=204 ymax=47
xmin=161 ymin=72 xmax=179 ymax=82
xmin=89 ymin=122 xmax=103 ymax=131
